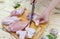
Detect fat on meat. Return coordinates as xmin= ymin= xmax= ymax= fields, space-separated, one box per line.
xmin=26 ymin=13 xmax=40 ymax=26
xmin=16 ymin=27 xmax=36 ymax=39
xmin=11 ymin=7 xmax=26 ymax=16
xmin=2 ymin=16 xmax=20 ymax=25
xmin=16 ymin=30 xmax=26 ymax=39
xmin=8 ymin=21 xmax=29 ymax=32
xmin=25 ymin=27 xmax=36 ymax=38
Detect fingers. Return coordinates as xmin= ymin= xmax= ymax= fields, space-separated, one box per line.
xmin=40 ymin=19 xmax=48 ymax=23
xmin=40 ymin=18 xmax=48 ymax=23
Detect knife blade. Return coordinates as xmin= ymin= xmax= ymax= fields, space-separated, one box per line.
xmin=30 ymin=0 xmax=35 ymax=25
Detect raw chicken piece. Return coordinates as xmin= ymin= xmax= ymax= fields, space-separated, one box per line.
xmin=16 ymin=27 xmax=36 ymax=39
xmin=8 ymin=21 xmax=29 ymax=32
xmin=50 ymin=28 xmax=58 ymax=35
xmin=32 ymin=13 xmax=40 ymax=26
xmin=26 ymin=13 xmax=31 ymax=20
xmin=2 ymin=16 xmax=20 ymax=25
xmin=25 ymin=27 xmax=36 ymax=38
xmin=16 ymin=30 xmax=26 ymax=39
xmin=26 ymin=13 xmax=40 ymax=26
xmin=11 ymin=7 xmax=26 ymax=16
xmin=33 ymin=19 xmax=40 ymax=26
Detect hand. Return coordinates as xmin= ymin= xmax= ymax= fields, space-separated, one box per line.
xmin=39 ymin=13 xmax=49 ymax=23
xmin=30 ymin=0 xmax=37 ymax=4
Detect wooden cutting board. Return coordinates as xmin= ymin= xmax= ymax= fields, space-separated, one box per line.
xmin=3 ymin=9 xmax=48 ymax=39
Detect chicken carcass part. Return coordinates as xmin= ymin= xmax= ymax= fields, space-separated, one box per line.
xmin=2 ymin=16 xmax=20 ymax=25
xmin=8 ymin=21 xmax=29 ymax=32
xmin=32 ymin=13 xmax=40 ymax=26
xmin=16 ymin=30 xmax=26 ymax=39
xmin=11 ymin=7 xmax=26 ymax=16
xmin=25 ymin=27 xmax=36 ymax=38
xmin=26 ymin=13 xmax=40 ymax=26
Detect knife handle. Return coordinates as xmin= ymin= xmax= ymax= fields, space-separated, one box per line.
xmin=33 ymin=0 xmax=35 ymax=3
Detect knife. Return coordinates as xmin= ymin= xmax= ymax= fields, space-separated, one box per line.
xmin=30 ymin=0 xmax=35 ymax=25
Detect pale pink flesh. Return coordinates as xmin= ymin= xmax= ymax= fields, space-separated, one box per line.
xmin=8 ymin=21 xmax=29 ymax=32
xmin=16 ymin=30 xmax=26 ymax=39
xmin=16 ymin=27 xmax=36 ymax=39
xmin=25 ymin=27 xmax=36 ymax=38
xmin=26 ymin=13 xmax=40 ymax=26
xmin=11 ymin=8 xmax=26 ymax=16
xmin=2 ymin=16 xmax=20 ymax=25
